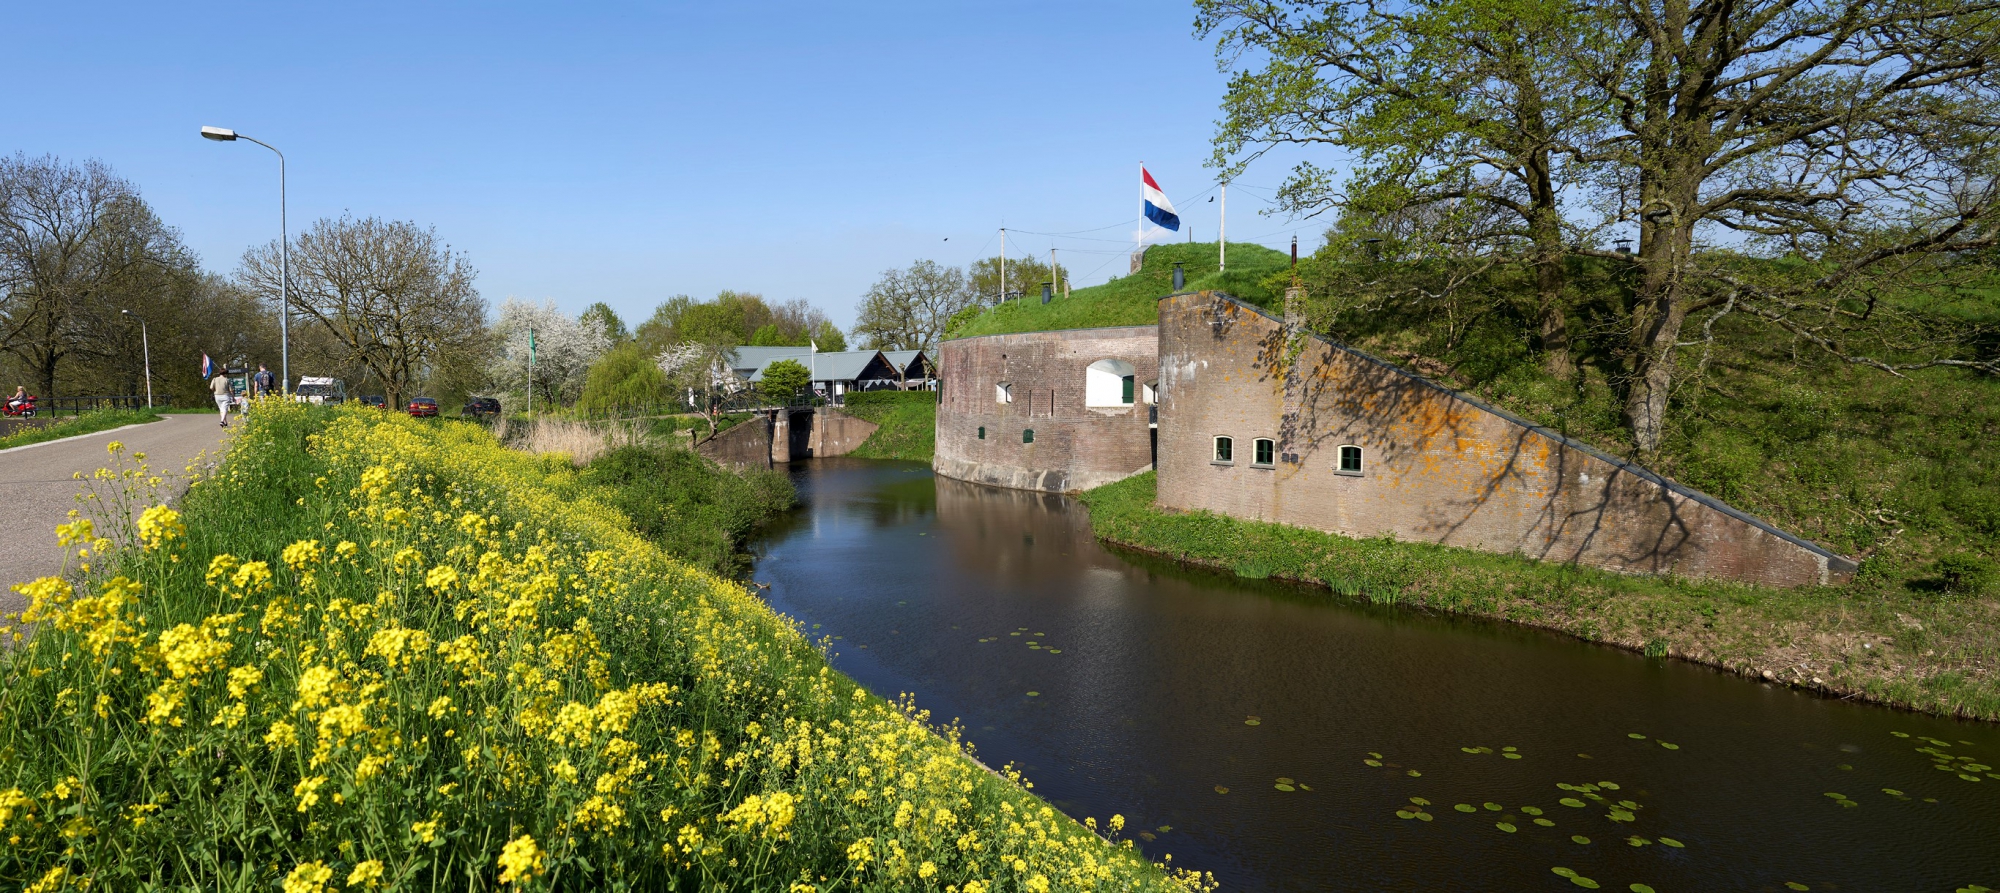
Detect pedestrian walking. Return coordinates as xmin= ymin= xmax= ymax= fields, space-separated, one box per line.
xmin=211 ymin=371 xmax=234 ymax=427
xmin=252 ymin=364 xmax=277 ymax=398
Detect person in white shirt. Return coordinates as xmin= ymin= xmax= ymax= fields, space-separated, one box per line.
xmin=210 ymin=373 xmax=234 ymax=427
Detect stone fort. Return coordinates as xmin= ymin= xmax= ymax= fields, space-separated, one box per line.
xmin=934 ymin=290 xmax=1857 ymax=588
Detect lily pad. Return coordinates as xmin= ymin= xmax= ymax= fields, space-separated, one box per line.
xmin=1599 ymin=782 xmax=1621 ymax=791
xmin=1571 ymin=835 xmax=1591 ymax=845
xmin=1484 ymin=802 xmax=1503 ymax=811
xmin=1785 ymin=883 xmax=1810 ymax=891
xmin=1408 ymin=770 xmax=1422 ymax=777
xmin=1658 ymin=741 xmax=1680 ymax=750
xmin=1560 ymin=798 xmax=1587 ymax=808
xmin=1631 ymin=885 xmax=1657 ymax=893
xmin=1521 ymin=806 xmax=1544 ymax=816
xmin=1363 ymin=759 xmax=1383 ymax=767
xmin=1214 ymin=786 xmax=1229 ymax=795
xmin=1628 ymin=733 xmax=1647 ymax=739
xmin=1026 ymin=691 xmax=1040 ymax=697
xmin=1553 ymin=868 xmax=1579 ymax=878
xmin=1823 ymin=792 xmax=1847 ymax=800
xmin=1533 ymin=818 xmax=1556 ymax=827
xmin=1410 ymin=797 xmax=1431 ymax=806
xmin=1626 ymin=836 xmax=1651 ymax=847
xmin=1572 ymin=877 xmax=1601 ymax=889
xmin=1275 ymin=783 xmax=1296 ymax=792
xmin=1891 ymin=731 xmax=1911 ymax=738
xmin=1496 ymin=822 xmax=1517 ymax=833
xmin=1368 ymin=752 xmax=1383 ymax=759
xmin=1455 ymin=804 xmax=1478 ymax=813
xmin=1276 ymin=777 xmax=1295 ymax=785
xmin=1395 ymin=809 xmax=1416 ymax=819
xmin=1504 ymin=753 xmax=1524 ymax=760
xmin=1244 ymin=718 xmax=1262 ymax=726
xmin=1048 ymin=649 xmax=1062 ymax=654
xmin=1659 ymin=837 xmax=1684 ymax=848
xmin=1300 ymin=784 xmax=1313 ymax=791
xmin=1157 ymin=825 xmax=1172 ymax=833
xmin=1414 ymin=811 xmax=1432 ymax=821
xmin=1502 ymin=746 xmax=1518 ymax=752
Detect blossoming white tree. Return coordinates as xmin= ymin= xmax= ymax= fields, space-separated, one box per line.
xmin=656 ymin=337 xmax=741 ymax=438
xmin=490 ymin=297 xmax=609 ymax=410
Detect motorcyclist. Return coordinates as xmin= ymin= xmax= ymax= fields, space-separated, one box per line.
xmin=6 ymin=386 xmax=24 ymax=413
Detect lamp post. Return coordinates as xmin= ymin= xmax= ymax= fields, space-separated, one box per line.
xmin=120 ymin=309 xmax=153 ymax=408
xmin=200 ymin=126 xmax=289 ymax=395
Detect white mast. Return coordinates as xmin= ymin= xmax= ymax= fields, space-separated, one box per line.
xmin=1220 ymin=180 xmax=1227 ymax=272
xmin=1000 ymin=227 xmax=1007 ymax=302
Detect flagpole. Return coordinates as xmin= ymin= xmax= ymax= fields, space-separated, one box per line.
xmin=1220 ymin=180 xmax=1227 ymax=273
xmin=999 ymin=228 xmax=1007 ymax=302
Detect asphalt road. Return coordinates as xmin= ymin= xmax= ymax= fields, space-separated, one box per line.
xmin=0 ymin=415 xmax=230 ymax=619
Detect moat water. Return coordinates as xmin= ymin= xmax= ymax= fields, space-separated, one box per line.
xmin=749 ymin=459 xmax=2000 ymax=892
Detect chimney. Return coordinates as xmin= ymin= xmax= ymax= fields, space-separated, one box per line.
xmin=1172 ymin=262 xmax=1185 ymax=291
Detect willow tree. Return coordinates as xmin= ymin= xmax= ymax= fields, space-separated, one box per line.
xmin=1202 ymin=0 xmax=2000 ymax=456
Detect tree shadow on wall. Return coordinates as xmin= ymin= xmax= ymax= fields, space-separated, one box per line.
xmin=1204 ymin=293 xmax=1697 ymax=574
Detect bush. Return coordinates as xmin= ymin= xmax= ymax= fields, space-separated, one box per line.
xmin=1935 ymin=553 xmax=1998 ymax=594
xmin=581 ymin=444 xmax=795 ymax=574
xmin=759 ymin=359 xmax=811 ymax=406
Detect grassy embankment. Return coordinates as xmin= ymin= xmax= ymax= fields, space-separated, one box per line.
xmin=1082 ymin=472 xmax=2000 ymax=720
xmin=0 ymin=404 xmax=1199 ymax=891
xmin=840 ymin=391 xmax=937 ymax=463
xmin=582 ymin=445 xmax=797 ymax=575
xmin=951 ymin=242 xmax=1290 ymax=339
xmin=0 ymin=408 xmax=160 ymax=451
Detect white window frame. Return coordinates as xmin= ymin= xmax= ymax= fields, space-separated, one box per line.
xmin=1335 ymin=444 xmax=1365 ymax=476
xmin=1212 ymin=435 xmax=1234 ymax=465
xmin=1252 ymin=437 xmax=1276 ymax=468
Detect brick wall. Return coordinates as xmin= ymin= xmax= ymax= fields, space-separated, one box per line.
xmin=696 ymin=415 xmax=772 ymax=469
xmin=1155 ymin=292 xmax=1856 ymax=587
xmin=812 ymin=408 xmax=878 ymax=457
xmin=933 ymin=326 xmax=1159 ymax=493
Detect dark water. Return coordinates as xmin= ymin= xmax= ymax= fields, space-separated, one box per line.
xmin=749 ymin=459 xmax=2000 ymax=892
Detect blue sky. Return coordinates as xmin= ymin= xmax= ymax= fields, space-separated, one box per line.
xmin=5 ymin=1 xmax=1325 ymax=329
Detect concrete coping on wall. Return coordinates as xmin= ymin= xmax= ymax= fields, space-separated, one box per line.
xmin=1169 ymin=291 xmax=1859 ymax=575
xmin=940 ymin=323 xmax=1161 ymax=344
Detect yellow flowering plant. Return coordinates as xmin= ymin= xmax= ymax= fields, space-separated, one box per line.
xmin=0 ymin=401 xmax=1211 ymax=892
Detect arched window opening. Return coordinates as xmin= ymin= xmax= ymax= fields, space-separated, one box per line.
xmin=1085 ymin=359 xmax=1137 ymax=407
xmin=1337 ymin=445 xmax=1364 ymax=475
xmin=996 ymin=382 xmax=1013 ymax=404
xmin=1253 ymin=438 xmax=1276 ymax=467
xmin=1213 ymin=436 xmax=1234 ymax=464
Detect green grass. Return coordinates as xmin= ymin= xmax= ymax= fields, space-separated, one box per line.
xmin=580 ymin=444 xmax=796 ymax=575
xmin=1080 ymin=472 xmax=2000 ymax=721
xmin=0 ymin=403 xmax=1192 ymax=891
xmin=839 ymin=392 xmax=937 ymax=462
xmin=0 ymin=409 xmax=160 ymax=451
xmin=952 ymin=242 xmax=1291 ymax=339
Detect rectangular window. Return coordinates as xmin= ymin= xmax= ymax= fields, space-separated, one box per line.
xmin=1023 ymin=428 xmax=1035 ymax=444
xmin=1253 ymin=438 xmax=1275 ymax=467
xmin=977 ymin=426 xmax=985 ymax=440
xmin=1337 ymin=445 xmax=1364 ymax=475
xmin=1213 ymin=436 xmax=1233 ymax=463
xmin=1121 ymin=375 xmax=1135 ymax=404
xmin=996 ymin=382 xmax=1012 ymax=404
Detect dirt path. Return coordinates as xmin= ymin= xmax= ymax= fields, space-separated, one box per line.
xmin=0 ymin=415 xmax=229 ymax=616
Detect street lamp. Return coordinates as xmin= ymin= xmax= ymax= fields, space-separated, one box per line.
xmin=201 ymin=125 xmax=290 ymax=395
xmin=120 ymin=309 xmax=152 ymax=408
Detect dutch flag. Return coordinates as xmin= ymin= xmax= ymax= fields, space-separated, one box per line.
xmin=201 ymin=353 xmax=213 ymax=379
xmin=1142 ymin=166 xmax=1180 ymax=232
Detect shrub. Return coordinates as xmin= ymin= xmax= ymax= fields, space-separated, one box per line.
xmin=1935 ymin=553 xmax=1997 ymax=594
xmin=581 ymin=445 xmax=795 ymax=574
xmin=759 ymin=359 xmax=811 ymax=406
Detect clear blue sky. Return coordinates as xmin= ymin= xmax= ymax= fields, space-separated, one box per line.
xmin=5 ymin=1 xmax=1324 ymax=330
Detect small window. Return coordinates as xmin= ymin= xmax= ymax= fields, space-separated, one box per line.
xmin=1337 ymin=445 xmax=1364 ymax=475
xmin=996 ymin=382 xmax=1013 ymax=404
xmin=1023 ymin=428 xmax=1035 ymax=444
xmin=1213 ymin=436 xmax=1234 ymax=463
xmin=1120 ymin=375 xmax=1135 ymax=404
xmin=1253 ymin=438 xmax=1276 ymax=467
xmin=977 ymin=426 xmax=985 ymax=440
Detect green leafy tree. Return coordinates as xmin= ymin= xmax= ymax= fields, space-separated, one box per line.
xmin=578 ymin=341 xmax=668 ymax=416
xmin=759 ymin=358 xmax=811 ymax=405
xmin=580 ymin=302 xmax=630 ymax=344
xmin=854 ymin=260 xmax=974 ymax=352
xmin=970 ymin=255 xmax=1067 ymax=302
xmin=809 ymin=320 xmax=846 ymax=352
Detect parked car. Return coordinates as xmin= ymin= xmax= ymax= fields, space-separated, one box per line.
xmin=407 ymin=397 xmax=439 ymax=418
xmin=359 ymin=395 xmax=388 ymax=410
xmin=293 ymin=376 xmax=347 ymax=405
xmin=461 ymin=396 xmax=501 ymax=420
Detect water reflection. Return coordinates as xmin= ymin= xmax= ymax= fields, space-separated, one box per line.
xmin=750 ymin=459 xmax=2000 ymax=892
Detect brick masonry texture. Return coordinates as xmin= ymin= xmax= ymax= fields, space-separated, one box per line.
xmin=933 ymin=326 xmax=1159 ymax=493
xmin=1154 ymin=292 xmax=1857 ymax=587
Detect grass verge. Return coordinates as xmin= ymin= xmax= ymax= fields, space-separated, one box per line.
xmin=840 ymin=392 xmax=937 ymax=463
xmin=0 ymin=404 xmax=1200 ymax=891
xmin=1079 ymin=472 xmax=2000 ymax=722
xmin=581 ymin=445 xmax=797 ymax=576
xmin=0 ymin=409 xmax=160 ymax=451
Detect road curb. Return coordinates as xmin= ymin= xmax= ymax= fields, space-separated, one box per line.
xmin=0 ymin=417 xmax=172 ymax=456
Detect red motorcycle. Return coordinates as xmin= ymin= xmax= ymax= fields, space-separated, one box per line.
xmin=3 ymin=394 xmax=36 ymax=418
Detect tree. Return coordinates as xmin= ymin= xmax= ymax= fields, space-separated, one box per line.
xmin=239 ymin=215 xmax=486 ymax=408
xmin=577 ymin=341 xmax=668 ymax=416
xmin=657 ymin=336 xmax=741 ymax=437
xmin=490 ymin=297 xmax=611 ymax=410
xmin=969 ymin=255 xmax=1068 ymax=303
xmin=0 ymin=154 xmax=195 ymax=395
xmin=1202 ymin=0 xmax=2000 ymax=456
xmin=580 ymin=302 xmax=629 ymax=343
xmin=853 ymin=260 xmax=975 ymax=352
xmin=808 ymin=319 xmax=846 ymax=352
xmin=759 ymin=358 xmax=811 ymax=405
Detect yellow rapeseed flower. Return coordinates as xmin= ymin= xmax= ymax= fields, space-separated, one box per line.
xmin=283 ymin=860 xmax=334 ymax=893
xmin=346 ymin=859 xmax=385 ymax=888
xmin=136 ymin=505 xmax=185 ymax=551
xmin=497 ymin=834 xmax=545 ymax=885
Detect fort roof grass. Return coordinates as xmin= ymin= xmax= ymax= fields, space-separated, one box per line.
xmin=1079 ymin=471 xmax=2000 ymax=722
xmin=841 ymin=391 xmax=937 ymax=463
xmin=953 ymin=241 xmax=1292 ymax=340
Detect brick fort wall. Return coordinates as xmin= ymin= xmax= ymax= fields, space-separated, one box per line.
xmin=1154 ymin=292 xmax=1856 ymax=587
xmin=933 ymin=326 xmax=1158 ymax=493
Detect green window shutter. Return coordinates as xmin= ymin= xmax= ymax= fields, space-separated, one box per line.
xmin=1121 ymin=375 xmax=1134 ymax=404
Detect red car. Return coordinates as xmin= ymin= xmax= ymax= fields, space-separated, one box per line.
xmin=407 ymin=397 xmax=439 ymax=418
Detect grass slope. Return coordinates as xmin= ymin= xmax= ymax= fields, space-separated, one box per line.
xmin=953 ymin=242 xmax=1291 ymax=339
xmin=840 ymin=392 xmax=937 ymax=463
xmin=1081 ymin=472 xmax=2000 ymax=721
xmin=0 ymin=409 xmax=159 ymax=451
xmin=0 ymin=405 xmax=1195 ymax=891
